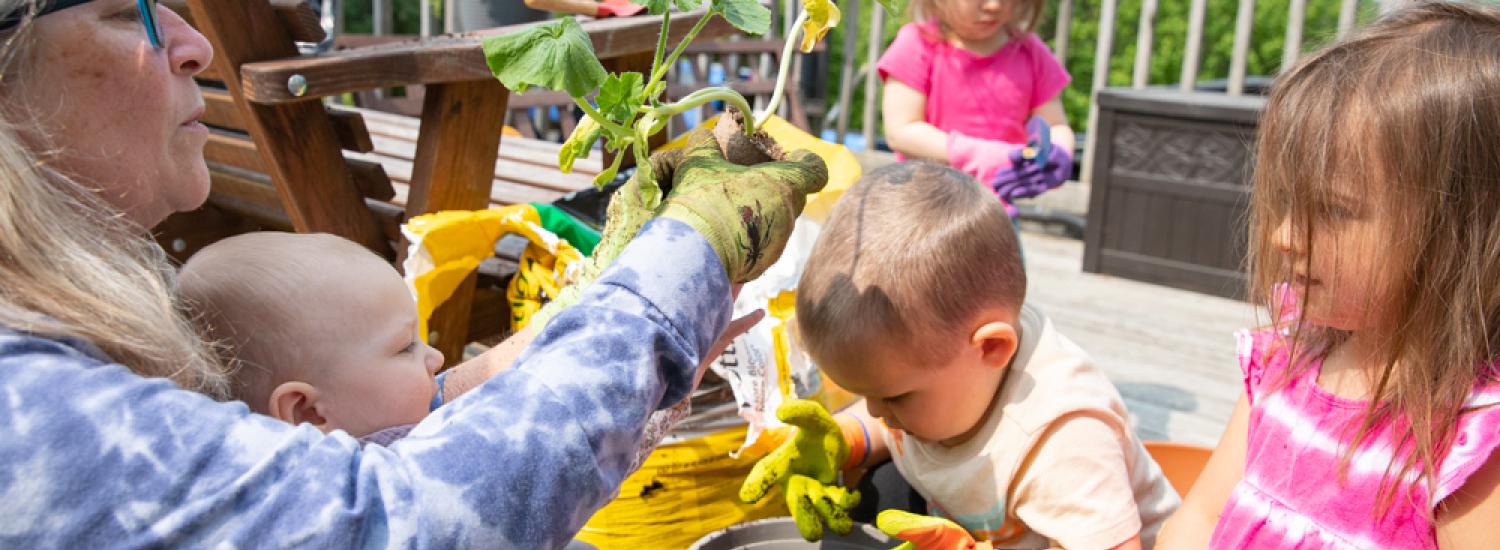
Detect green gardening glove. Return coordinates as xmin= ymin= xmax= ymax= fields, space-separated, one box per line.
xmin=658 ymin=129 xmax=828 ymax=284
xmin=740 ymin=399 xmax=861 ymax=541
xmin=534 ymin=128 xmax=828 ymax=325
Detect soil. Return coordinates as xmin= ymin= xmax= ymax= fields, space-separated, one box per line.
xmin=713 ymin=110 xmax=786 ymax=166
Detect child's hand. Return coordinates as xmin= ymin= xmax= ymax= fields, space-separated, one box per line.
xmin=740 ymin=399 xmax=861 ymax=541
xmin=877 ymin=510 xmax=993 ymax=550
xmin=989 ymin=145 xmax=1072 ymax=202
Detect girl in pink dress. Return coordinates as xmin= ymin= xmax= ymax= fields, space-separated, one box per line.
xmin=1157 ymin=3 xmax=1500 ymax=548
xmin=876 ymin=0 xmax=1074 ymax=213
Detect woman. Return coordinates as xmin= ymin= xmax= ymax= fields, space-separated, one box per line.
xmin=0 ymin=0 xmax=824 ymax=546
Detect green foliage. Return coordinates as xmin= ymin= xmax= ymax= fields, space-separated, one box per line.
xmin=482 ymin=18 xmax=608 ymax=97
xmin=645 ymin=0 xmax=704 ymax=15
xmin=713 ymin=0 xmax=774 ymax=35
xmin=597 ymin=72 xmax=647 ymax=120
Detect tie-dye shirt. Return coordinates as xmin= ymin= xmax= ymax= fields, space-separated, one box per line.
xmin=0 ymin=218 xmax=731 ymax=549
xmin=1209 ymin=326 xmax=1500 ymax=549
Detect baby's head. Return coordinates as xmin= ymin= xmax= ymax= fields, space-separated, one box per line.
xmin=797 ymin=161 xmax=1026 ymax=446
xmin=180 ymin=232 xmax=442 ymax=437
xmin=910 ymin=0 xmax=1043 ymax=42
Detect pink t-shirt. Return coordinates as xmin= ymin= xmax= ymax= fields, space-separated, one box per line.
xmin=876 ymin=21 xmax=1071 ymax=145
xmin=1210 ymin=324 xmax=1500 ymax=548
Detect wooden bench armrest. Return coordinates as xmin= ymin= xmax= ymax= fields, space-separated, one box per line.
xmin=238 ymin=11 xmax=737 ymax=104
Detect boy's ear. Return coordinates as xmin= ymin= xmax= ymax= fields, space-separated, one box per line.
xmin=267 ymin=381 xmax=330 ymax=431
xmin=971 ymin=320 xmax=1019 ymax=370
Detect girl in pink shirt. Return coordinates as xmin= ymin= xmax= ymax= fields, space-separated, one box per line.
xmin=1158 ymin=3 xmax=1500 ymax=548
xmin=876 ymin=0 xmax=1074 ymax=213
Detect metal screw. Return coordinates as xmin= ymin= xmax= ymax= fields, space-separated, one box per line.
xmin=287 ymin=74 xmax=308 ymax=97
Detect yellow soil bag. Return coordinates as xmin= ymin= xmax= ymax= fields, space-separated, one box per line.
xmin=575 ymin=425 xmax=791 ymax=549
xmin=401 ymin=205 xmax=583 ymax=341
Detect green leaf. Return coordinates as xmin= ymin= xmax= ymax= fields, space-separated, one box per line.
xmin=482 ymin=18 xmax=606 ymax=98
xmin=643 ymin=0 xmax=702 ymax=15
xmin=592 ymin=163 xmax=619 ymax=188
xmin=711 ymin=0 xmax=771 ymax=35
xmin=596 ymin=72 xmax=646 ymax=122
xmin=874 ymin=0 xmax=903 ymax=16
xmin=559 ymin=116 xmax=603 ymax=173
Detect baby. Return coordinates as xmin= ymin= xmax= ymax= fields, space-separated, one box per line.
xmin=796 ymin=162 xmax=1179 ymax=549
xmin=179 ymin=232 xmax=443 ymax=445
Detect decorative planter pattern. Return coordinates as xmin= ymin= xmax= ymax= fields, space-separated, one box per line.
xmin=1083 ymin=88 xmax=1265 ymax=300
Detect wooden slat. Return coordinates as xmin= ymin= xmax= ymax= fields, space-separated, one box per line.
xmin=1053 ymin=0 xmax=1073 ymax=63
xmin=205 ymin=132 xmax=394 ymax=200
xmin=166 ymin=0 xmax=325 ymax=44
xmin=1081 ymin=0 xmax=1120 ymax=185
xmin=862 ymin=4 xmax=884 ymax=149
xmin=1282 ymin=0 xmax=1307 ymax=72
xmin=204 ymin=163 xmax=405 ymax=241
xmin=403 ymin=79 xmax=510 ymax=364
xmin=203 ymin=89 xmax=375 ymax=153
xmin=1337 ymin=0 xmax=1359 ymax=38
xmin=188 ymin=0 xmax=390 ymax=257
xmin=1180 ymin=0 xmax=1208 ymax=93
xmin=238 ymin=11 xmax=738 ymax=104
xmin=348 ymin=105 xmax=605 ymax=174
xmin=1227 ymin=0 xmax=1256 ymax=96
xmin=201 ymin=88 xmax=244 ymax=129
xmin=1132 ymin=0 xmax=1157 ymax=89
xmin=682 ymin=38 xmax=822 ymax=55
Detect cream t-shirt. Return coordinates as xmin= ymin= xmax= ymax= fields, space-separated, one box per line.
xmin=880 ymin=305 xmax=1180 ymax=549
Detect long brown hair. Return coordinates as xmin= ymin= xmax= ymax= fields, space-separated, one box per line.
xmin=1249 ymin=1 xmax=1500 ymax=513
xmin=0 ymin=0 xmax=230 ymax=397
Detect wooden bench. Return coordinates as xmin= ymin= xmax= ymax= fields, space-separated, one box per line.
xmin=155 ymin=0 xmax=735 ymax=362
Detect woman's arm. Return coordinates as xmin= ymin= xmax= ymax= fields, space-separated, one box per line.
xmin=0 ymin=218 xmax=732 ymax=549
xmin=881 ymin=80 xmax=950 ymax=162
xmin=1155 ymin=396 xmax=1250 ymax=549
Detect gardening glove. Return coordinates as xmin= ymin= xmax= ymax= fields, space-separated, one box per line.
xmin=877 ymin=510 xmax=994 ymax=550
xmin=946 ymin=132 xmax=1024 ymax=186
xmin=595 ymin=0 xmax=646 ymax=17
xmin=989 ymin=117 xmax=1071 ymax=202
xmin=658 ymin=128 xmax=828 ymax=283
xmin=740 ymin=399 xmax=861 ymax=541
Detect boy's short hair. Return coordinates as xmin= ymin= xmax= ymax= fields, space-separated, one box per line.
xmin=797 ymin=161 xmax=1026 ymax=366
xmin=178 ymin=232 xmax=383 ymax=410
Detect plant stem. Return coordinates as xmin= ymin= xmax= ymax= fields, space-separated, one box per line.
xmin=645 ymin=10 xmax=715 ymax=95
xmin=753 ymin=10 xmax=808 ymax=129
xmin=573 ymin=97 xmax=633 ymax=136
xmin=650 ymin=87 xmax=755 ymax=134
xmin=648 ymin=9 xmax=671 ymax=104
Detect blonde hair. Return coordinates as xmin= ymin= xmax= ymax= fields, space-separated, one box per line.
xmin=1250 ymin=1 xmax=1500 ymax=513
xmin=179 ymin=232 xmax=387 ymax=410
xmin=797 ymin=161 xmax=1025 ymax=368
xmin=0 ymin=1 xmax=230 ymax=398
xmin=908 ymin=0 xmax=1045 ymax=37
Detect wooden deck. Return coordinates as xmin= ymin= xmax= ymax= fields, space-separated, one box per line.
xmin=1020 ymin=230 xmax=1258 ymax=445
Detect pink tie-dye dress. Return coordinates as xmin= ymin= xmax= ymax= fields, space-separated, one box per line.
xmin=1208 ymin=327 xmax=1500 ymax=549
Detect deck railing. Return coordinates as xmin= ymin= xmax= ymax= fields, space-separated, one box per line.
xmin=343 ymin=0 xmax=1407 ymax=182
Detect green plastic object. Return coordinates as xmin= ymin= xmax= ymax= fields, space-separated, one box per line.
xmin=532 ymin=203 xmax=601 ymax=256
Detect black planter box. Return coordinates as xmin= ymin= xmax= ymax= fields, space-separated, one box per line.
xmin=1082 ymin=88 xmax=1265 ymax=300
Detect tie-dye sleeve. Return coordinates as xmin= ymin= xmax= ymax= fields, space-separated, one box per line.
xmin=0 ymin=218 xmax=731 ymax=549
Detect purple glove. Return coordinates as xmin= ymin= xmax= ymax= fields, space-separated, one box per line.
xmin=989 ymin=138 xmax=1071 ymax=202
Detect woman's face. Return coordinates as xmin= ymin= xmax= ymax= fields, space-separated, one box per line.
xmin=6 ymin=0 xmax=213 ymax=228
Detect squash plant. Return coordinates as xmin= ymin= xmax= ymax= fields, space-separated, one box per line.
xmin=481 ymin=0 xmax=863 ymax=209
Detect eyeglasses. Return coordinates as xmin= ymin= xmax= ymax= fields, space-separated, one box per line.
xmin=137 ymin=0 xmax=162 ymax=48
xmin=1 ymin=0 xmax=164 ymax=49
